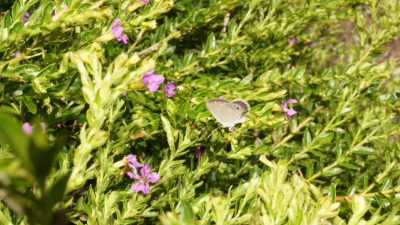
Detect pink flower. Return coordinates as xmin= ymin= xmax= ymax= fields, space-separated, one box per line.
xmin=218 ymin=96 xmax=225 ymax=100
xmin=288 ymin=37 xmax=297 ymax=45
xmin=22 ymin=12 xmax=30 ymax=24
xmin=140 ymin=0 xmax=150 ymax=3
xmin=22 ymin=122 xmax=33 ymax=135
xmin=142 ymin=70 xmax=165 ymax=92
xmin=129 ymin=163 xmax=159 ymax=194
xmin=280 ymin=99 xmax=298 ymax=119
xmin=12 ymin=51 xmax=21 ymax=57
xmin=111 ymin=18 xmax=129 ymax=44
xmin=164 ymin=82 xmax=176 ymax=98
xmin=308 ymin=41 xmax=316 ymax=48
xmin=125 ymin=154 xmax=143 ymax=169
xmin=195 ymin=146 xmax=203 ymax=159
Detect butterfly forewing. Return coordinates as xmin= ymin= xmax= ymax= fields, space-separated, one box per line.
xmin=206 ymin=99 xmax=248 ymax=128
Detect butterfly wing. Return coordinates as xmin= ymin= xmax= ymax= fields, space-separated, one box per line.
xmin=232 ymin=99 xmax=250 ymax=123
xmin=206 ymin=99 xmax=248 ymax=128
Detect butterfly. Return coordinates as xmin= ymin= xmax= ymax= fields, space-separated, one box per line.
xmin=206 ymin=98 xmax=250 ymax=131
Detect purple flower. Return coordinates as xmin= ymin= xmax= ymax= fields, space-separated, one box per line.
xmin=22 ymin=122 xmax=33 ymax=135
xmin=129 ymin=163 xmax=159 ymax=194
xmin=140 ymin=0 xmax=150 ymax=3
xmin=22 ymin=12 xmax=30 ymax=24
xmin=12 ymin=51 xmax=21 ymax=57
xmin=111 ymin=18 xmax=129 ymax=44
xmin=288 ymin=37 xmax=297 ymax=45
xmin=164 ymin=82 xmax=176 ymax=98
xmin=125 ymin=154 xmax=143 ymax=169
xmin=280 ymin=99 xmax=298 ymax=119
xmin=195 ymin=146 xmax=203 ymax=159
xmin=142 ymin=70 xmax=165 ymax=92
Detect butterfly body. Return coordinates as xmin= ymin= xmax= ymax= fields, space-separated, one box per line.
xmin=206 ymin=99 xmax=250 ymax=130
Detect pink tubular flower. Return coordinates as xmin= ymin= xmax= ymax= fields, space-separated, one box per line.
xmin=288 ymin=37 xmax=297 ymax=45
xmin=218 ymin=96 xmax=225 ymax=100
xmin=142 ymin=70 xmax=165 ymax=92
xmin=111 ymin=18 xmax=129 ymax=44
xmin=22 ymin=12 xmax=30 ymax=24
xmin=195 ymin=146 xmax=203 ymax=159
xmin=129 ymin=163 xmax=159 ymax=194
xmin=12 ymin=51 xmax=21 ymax=57
xmin=280 ymin=99 xmax=298 ymax=119
xmin=140 ymin=0 xmax=150 ymax=3
xmin=164 ymin=82 xmax=176 ymax=98
xmin=22 ymin=122 xmax=33 ymax=135
xmin=125 ymin=154 xmax=143 ymax=169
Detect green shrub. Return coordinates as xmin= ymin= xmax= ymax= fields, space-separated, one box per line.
xmin=0 ymin=0 xmax=399 ymax=224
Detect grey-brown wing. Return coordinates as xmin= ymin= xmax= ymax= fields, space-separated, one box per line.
xmin=206 ymin=99 xmax=245 ymax=128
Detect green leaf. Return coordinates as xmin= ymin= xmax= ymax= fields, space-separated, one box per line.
xmin=29 ymin=132 xmax=67 ymax=186
xmin=161 ymin=115 xmax=176 ymax=154
xmin=166 ymin=99 xmax=177 ymax=119
xmin=205 ymin=33 xmax=216 ymax=52
xmin=352 ymin=146 xmax=375 ymax=155
xmin=322 ymin=167 xmax=343 ymax=177
xmin=2 ymin=11 xmax=12 ymax=27
xmin=22 ymin=96 xmax=37 ymax=114
xmin=340 ymin=162 xmax=359 ymax=170
xmin=43 ymin=172 xmax=71 ymax=211
xmin=0 ymin=105 xmax=20 ymax=115
xmin=0 ymin=113 xmax=30 ymax=170
xmin=179 ymin=200 xmax=195 ymax=224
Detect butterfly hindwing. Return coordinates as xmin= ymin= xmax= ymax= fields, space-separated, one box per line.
xmin=206 ymin=99 xmax=249 ymax=128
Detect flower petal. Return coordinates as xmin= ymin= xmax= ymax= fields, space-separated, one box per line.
xmin=287 ymin=99 xmax=297 ymax=104
xmin=22 ymin=12 xmax=30 ymax=24
xmin=140 ymin=163 xmax=151 ymax=177
xmin=127 ymin=171 xmax=140 ymax=179
xmin=12 ymin=51 xmax=21 ymax=57
xmin=147 ymin=82 xmax=162 ymax=92
xmin=126 ymin=154 xmax=143 ymax=168
xmin=147 ymin=172 xmax=159 ymax=183
xmin=131 ymin=182 xmax=145 ymax=193
xmin=143 ymin=69 xmax=155 ymax=77
xmin=195 ymin=146 xmax=203 ymax=159
xmin=142 ymin=74 xmax=165 ymax=92
xmin=121 ymin=34 xmax=129 ymax=44
xmin=279 ymin=103 xmax=288 ymax=112
xmin=164 ymin=82 xmax=176 ymax=98
xmin=112 ymin=18 xmax=121 ymax=29
xmin=112 ymin=26 xmax=124 ymax=39
xmin=141 ymin=74 xmax=152 ymax=85
xmin=142 ymin=182 xmax=150 ymax=194
xmin=22 ymin=122 xmax=33 ymax=135
xmin=286 ymin=108 xmax=297 ymax=117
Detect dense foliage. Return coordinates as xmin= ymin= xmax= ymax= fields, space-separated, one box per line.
xmin=0 ymin=0 xmax=399 ymax=224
